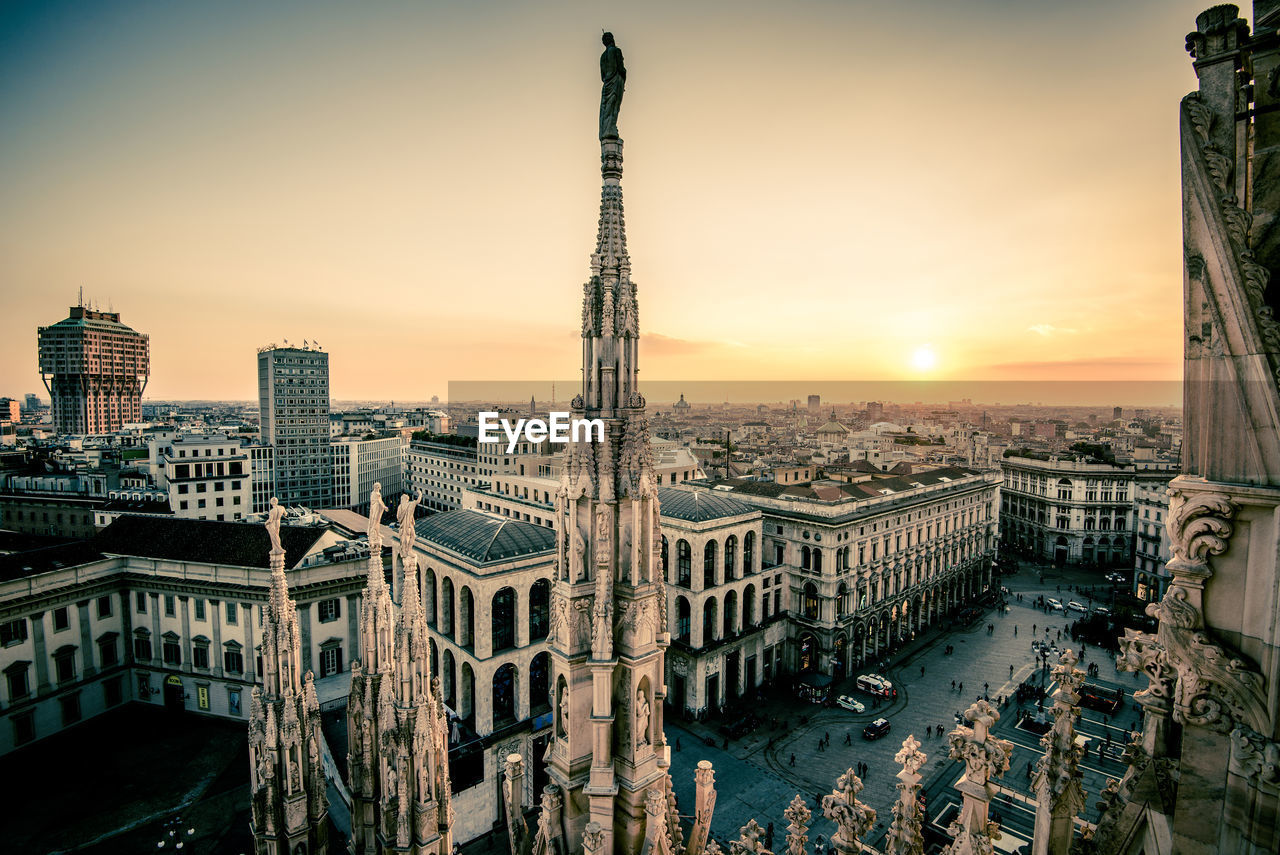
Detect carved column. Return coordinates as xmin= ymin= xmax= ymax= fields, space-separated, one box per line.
xmin=784 ymin=794 xmax=812 ymax=855
xmin=942 ymin=700 xmax=1012 ymax=855
xmin=885 ymin=736 xmax=927 ymax=855
xmin=1031 ymin=650 xmax=1086 ymax=855
xmin=821 ymin=770 xmax=875 ymax=855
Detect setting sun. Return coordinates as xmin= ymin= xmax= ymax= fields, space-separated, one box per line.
xmin=911 ymin=345 xmax=938 ymax=372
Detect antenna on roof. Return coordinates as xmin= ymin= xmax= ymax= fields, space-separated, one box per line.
xmin=78 ymin=286 xmax=84 ymax=308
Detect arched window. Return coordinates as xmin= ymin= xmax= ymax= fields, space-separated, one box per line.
xmin=529 ymin=652 xmax=550 ymax=714
xmin=459 ymin=587 xmax=475 ymax=649
xmin=744 ymin=531 xmax=755 ymax=574
xmin=440 ymin=577 xmax=455 ymax=638
xmin=704 ymin=541 xmax=718 ymax=588
xmin=676 ymin=596 xmax=691 ymax=643
xmin=743 ymin=584 xmax=757 ymax=627
xmin=703 ymin=598 xmax=718 ymax=643
xmin=803 ymin=582 xmax=819 ymax=621
xmin=677 ymin=540 xmax=692 ymax=588
xmin=492 ymin=663 xmax=516 ymax=727
xmin=661 ymin=536 xmax=669 ymax=580
xmin=724 ymin=535 xmax=738 ymax=582
xmin=723 ymin=589 xmax=738 ymax=637
xmin=813 ymin=548 xmax=823 ymax=573
xmin=424 ymin=568 xmax=437 ymax=625
xmin=801 ymin=545 xmax=811 ymax=570
xmin=529 ymin=579 xmax=550 ymax=642
xmin=492 ymin=588 xmax=517 ymax=653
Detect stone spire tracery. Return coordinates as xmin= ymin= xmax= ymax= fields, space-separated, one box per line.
xmin=942 ymin=700 xmax=1012 ymax=855
xmin=536 ymin=32 xmax=676 ymax=855
xmin=348 ymin=484 xmax=452 ymax=855
xmin=1030 ymin=650 xmax=1087 ymax=855
xmin=248 ymin=498 xmax=330 ymax=855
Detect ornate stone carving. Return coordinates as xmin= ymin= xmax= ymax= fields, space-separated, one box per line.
xmin=1228 ymin=727 xmax=1280 ymax=790
xmin=942 ymin=700 xmax=1012 ymax=855
xmin=729 ymin=819 xmax=772 ymax=855
xmin=784 ymin=794 xmax=812 ymax=855
xmin=1165 ymin=487 xmax=1238 ymax=567
xmin=886 ymin=737 xmax=927 ymax=855
xmin=822 ymin=769 xmax=876 ymax=855
xmin=1031 ymin=650 xmax=1088 ymax=855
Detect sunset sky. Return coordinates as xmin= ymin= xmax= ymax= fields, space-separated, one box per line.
xmin=0 ymin=0 xmax=1221 ymax=402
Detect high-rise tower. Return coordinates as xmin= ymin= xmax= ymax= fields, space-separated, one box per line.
xmin=37 ymin=304 xmax=150 ymax=435
xmin=258 ymin=345 xmax=333 ymax=508
xmin=535 ymin=33 xmax=681 ymax=855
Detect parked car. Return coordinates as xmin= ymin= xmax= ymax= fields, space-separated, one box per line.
xmin=867 ymin=673 xmax=898 ymax=698
xmin=1047 ymin=598 xmax=1064 ymax=611
xmin=836 ymin=695 xmax=866 ymax=714
xmin=1067 ymin=601 xmax=1088 ymax=613
xmin=1105 ymin=572 xmax=1127 ymax=584
xmin=862 ymin=718 xmax=892 ymax=740
xmin=855 ymin=675 xmax=892 ymax=698
xmin=1093 ymin=606 xmax=1112 ymax=616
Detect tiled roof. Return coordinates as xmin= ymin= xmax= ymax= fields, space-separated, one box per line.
xmin=658 ymin=487 xmax=754 ymax=522
xmin=94 ymin=515 xmax=325 ymax=569
xmin=0 ymin=540 xmax=105 ymax=583
xmin=414 ymin=510 xmax=554 ymax=565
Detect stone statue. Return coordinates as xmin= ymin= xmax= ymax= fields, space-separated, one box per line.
xmin=265 ymin=496 xmax=286 ymax=554
xmin=636 ymin=688 xmax=650 ymax=747
xmin=368 ymin=482 xmax=386 ymax=537
xmin=559 ymin=684 xmax=570 ymax=737
xmin=397 ymin=489 xmax=422 ymax=556
xmin=599 ymin=32 xmax=626 ymax=139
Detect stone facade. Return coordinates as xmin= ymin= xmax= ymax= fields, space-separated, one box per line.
xmin=1091 ymin=5 xmax=1280 ymax=853
xmin=1000 ymin=456 xmax=1133 ymax=568
xmin=658 ymin=489 xmax=786 ymax=717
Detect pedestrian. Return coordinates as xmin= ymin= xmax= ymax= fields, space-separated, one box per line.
xmin=1014 ymin=625 xmax=1018 ymax=636
xmin=676 ymin=738 xmax=682 ymax=751
xmin=790 ymin=754 xmax=796 ymax=767
xmin=927 ymin=725 xmax=932 ymax=737
xmin=1033 ymin=624 xmax=1037 ymax=635
xmin=952 ymin=679 xmax=956 ymax=691
xmin=1009 ymin=664 xmax=1014 ymax=677
xmin=984 ymin=682 xmax=989 ymax=694
xmin=844 ymin=732 xmax=851 ymax=746
xmin=920 ymin=665 xmax=925 ymax=677
xmin=825 ymin=731 xmax=830 ymax=745
xmin=959 ymin=681 xmax=963 ymax=693
xmin=818 ymin=739 xmax=824 ymax=753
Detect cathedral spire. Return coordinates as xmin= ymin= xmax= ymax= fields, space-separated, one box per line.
xmin=348 ymin=485 xmax=452 ymax=855
xmin=536 ymin=33 xmax=680 ymax=855
xmin=248 ymin=497 xmax=330 ymax=854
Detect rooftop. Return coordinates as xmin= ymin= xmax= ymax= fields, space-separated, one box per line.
xmin=658 ymin=486 xmax=755 ymax=523
xmin=415 ymin=509 xmax=555 ymax=565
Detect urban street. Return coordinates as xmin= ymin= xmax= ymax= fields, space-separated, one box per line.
xmin=668 ymin=564 xmax=1142 ymax=851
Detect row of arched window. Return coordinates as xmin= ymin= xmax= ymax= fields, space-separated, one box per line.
xmin=421 ymin=571 xmax=551 ymax=654
xmin=661 ymin=532 xmax=757 ymax=590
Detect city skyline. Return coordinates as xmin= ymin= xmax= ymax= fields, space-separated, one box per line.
xmin=1 ymin=1 xmax=1209 ymax=401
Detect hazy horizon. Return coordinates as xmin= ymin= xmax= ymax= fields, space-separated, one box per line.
xmin=1 ymin=1 xmax=1217 ymax=401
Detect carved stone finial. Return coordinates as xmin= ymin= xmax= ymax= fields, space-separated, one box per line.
xmin=822 ymin=770 xmax=876 ymax=855
xmin=783 ymin=794 xmax=812 ymax=855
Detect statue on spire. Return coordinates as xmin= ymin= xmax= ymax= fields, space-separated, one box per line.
xmin=599 ymin=32 xmax=626 ymax=139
